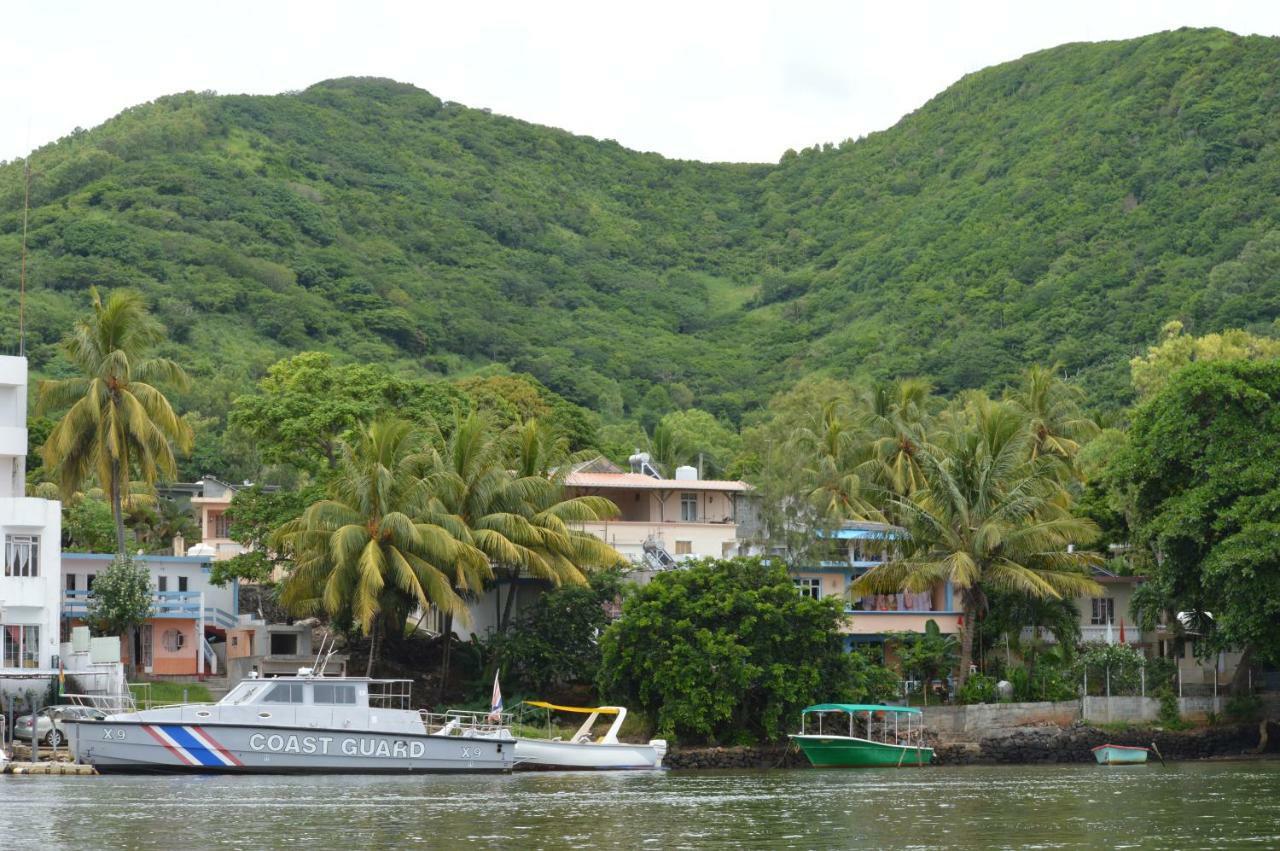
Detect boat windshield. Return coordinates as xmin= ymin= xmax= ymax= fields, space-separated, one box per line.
xmin=221 ymin=682 xmax=271 ymax=705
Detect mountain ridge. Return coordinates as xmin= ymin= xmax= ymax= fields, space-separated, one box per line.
xmin=1 ymin=26 xmax=1278 ymax=429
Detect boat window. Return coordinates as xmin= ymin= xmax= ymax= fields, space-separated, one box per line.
xmin=313 ymin=683 xmax=358 ymax=705
xmin=262 ymin=682 xmax=306 ymax=704
xmin=222 ymin=683 xmax=268 ymax=705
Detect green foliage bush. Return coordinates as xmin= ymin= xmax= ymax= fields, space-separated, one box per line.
xmin=956 ymin=674 xmax=999 ymax=705
xmin=597 ymin=558 xmax=896 ymax=744
xmin=484 ymin=570 xmax=624 ymax=694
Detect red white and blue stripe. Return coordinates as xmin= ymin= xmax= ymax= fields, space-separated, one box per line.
xmin=143 ymin=724 xmax=243 ymax=768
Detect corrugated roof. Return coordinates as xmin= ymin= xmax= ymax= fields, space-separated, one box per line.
xmin=564 ymin=472 xmax=752 ymax=492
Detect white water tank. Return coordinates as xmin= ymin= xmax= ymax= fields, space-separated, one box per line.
xmin=674 ymin=465 xmax=698 ymax=481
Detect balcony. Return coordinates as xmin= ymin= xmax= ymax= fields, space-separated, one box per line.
xmin=63 ymin=590 xmax=238 ymax=629
xmin=1019 ymin=624 xmax=1143 ymax=645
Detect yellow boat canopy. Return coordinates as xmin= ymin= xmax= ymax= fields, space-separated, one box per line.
xmin=524 ymin=700 xmax=621 ymax=715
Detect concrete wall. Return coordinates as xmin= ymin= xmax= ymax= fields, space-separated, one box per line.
xmin=1080 ymin=695 xmax=1225 ymax=723
xmin=923 ymin=700 xmax=1080 ymax=738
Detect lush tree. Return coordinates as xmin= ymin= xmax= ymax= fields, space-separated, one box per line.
xmin=889 ymin=619 xmax=957 ymax=706
xmin=62 ymin=495 xmax=118 ymax=553
xmin=485 ymin=569 xmax=625 ymax=693
xmin=85 ymin=555 xmax=154 ymax=675
xmin=1120 ymin=360 xmax=1280 ymax=675
xmin=851 ymin=397 xmax=1102 ymax=687
xmin=229 ymin=352 xmax=428 ymax=475
xmin=1129 ymin=321 xmax=1280 ymax=401
xmin=1002 ymin=364 xmax=1098 ymax=467
xmin=598 ymin=558 xmax=896 ymax=744
xmin=276 ymin=418 xmax=490 ymax=674
xmin=656 ymin=409 xmax=742 ymax=478
xmin=424 ymin=415 xmax=621 ymax=635
xmin=37 ymin=287 xmax=192 ymax=557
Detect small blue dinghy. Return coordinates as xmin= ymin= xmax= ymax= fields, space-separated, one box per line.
xmin=1091 ymin=744 xmax=1149 ymax=765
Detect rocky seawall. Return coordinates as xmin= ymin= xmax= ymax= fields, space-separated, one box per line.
xmin=666 ymin=722 xmax=1276 ymax=769
xmin=934 ymin=723 xmax=1266 ymax=765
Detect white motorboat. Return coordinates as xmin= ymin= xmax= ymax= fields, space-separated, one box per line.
xmin=61 ymin=670 xmax=516 ymax=774
xmin=514 ymin=701 xmax=666 ymax=770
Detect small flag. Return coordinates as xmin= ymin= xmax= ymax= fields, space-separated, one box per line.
xmin=487 ymin=670 xmax=503 ymax=722
xmin=58 ymin=661 xmax=65 ymax=698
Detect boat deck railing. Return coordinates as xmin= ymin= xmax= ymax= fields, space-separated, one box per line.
xmin=420 ymin=709 xmax=514 ymax=737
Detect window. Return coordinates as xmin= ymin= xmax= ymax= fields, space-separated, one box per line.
xmin=680 ymin=493 xmax=697 ymax=522
xmin=210 ymin=512 xmax=230 ymax=539
xmin=162 ymin=629 xmax=186 ymax=653
xmin=157 ymin=576 xmax=168 ymax=593
xmin=794 ymin=578 xmax=821 ymax=599
xmin=4 ymin=535 xmax=39 ymax=577
xmin=140 ymin=624 xmax=153 ymax=667
xmin=313 ymin=683 xmax=358 ymax=705
xmin=270 ymin=632 xmax=299 ymax=656
xmin=1090 ymin=598 xmax=1115 ymax=625
xmin=3 ymin=625 xmax=40 ymax=668
xmin=263 ymin=682 xmax=305 ymax=704
xmin=86 ymin=574 xmax=96 ymax=592
xmin=65 ymin=573 xmax=76 ymax=592
xmin=178 ymin=576 xmax=188 ymax=593
xmin=674 ymin=540 xmax=692 ymax=555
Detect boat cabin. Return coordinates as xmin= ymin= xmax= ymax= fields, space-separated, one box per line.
xmin=797 ymin=703 xmax=926 ymax=747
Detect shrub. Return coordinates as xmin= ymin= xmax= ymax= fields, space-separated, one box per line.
xmin=957 ymin=673 xmax=999 ymax=704
xmin=598 ymin=558 xmax=896 ymax=744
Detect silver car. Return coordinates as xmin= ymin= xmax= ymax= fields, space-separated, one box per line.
xmin=13 ymin=706 xmax=107 ymax=747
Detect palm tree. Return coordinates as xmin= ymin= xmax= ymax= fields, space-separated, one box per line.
xmin=38 ymin=287 xmax=192 ymax=557
xmin=790 ymin=399 xmax=879 ymax=528
xmin=422 ymin=414 xmax=620 ymax=694
xmin=858 ymin=378 xmax=935 ymax=502
xmin=851 ymin=397 xmax=1103 ymax=688
xmin=426 ymin=415 xmax=620 ymax=624
xmin=1003 ymin=365 xmax=1099 ymax=468
xmin=276 ymin=417 xmax=489 ymax=675
xmin=647 ymin=420 xmax=692 ymax=478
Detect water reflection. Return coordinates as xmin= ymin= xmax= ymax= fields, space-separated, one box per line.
xmin=1 ymin=762 xmax=1278 ymax=849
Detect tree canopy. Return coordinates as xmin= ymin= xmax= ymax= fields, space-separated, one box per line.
xmin=1120 ymin=359 xmax=1280 ymax=667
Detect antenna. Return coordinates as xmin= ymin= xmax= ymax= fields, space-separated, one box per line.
xmin=19 ymin=155 xmax=30 ymax=356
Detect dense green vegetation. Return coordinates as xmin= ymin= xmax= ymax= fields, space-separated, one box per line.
xmin=598 ymin=558 xmax=897 ymax=744
xmin=3 ymin=28 xmax=1279 ymax=454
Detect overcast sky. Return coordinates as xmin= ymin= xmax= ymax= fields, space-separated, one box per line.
xmin=2 ymin=0 xmax=1278 ymax=164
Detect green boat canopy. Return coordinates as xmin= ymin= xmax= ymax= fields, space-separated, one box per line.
xmin=801 ymin=703 xmax=922 ymax=716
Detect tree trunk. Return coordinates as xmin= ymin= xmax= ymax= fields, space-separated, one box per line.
xmin=110 ymin=459 xmax=127 ymax=558
xmin=365 ymin=619 xmax=381 ymax=678
xmin=498 ymin=570 xmax=519 ymax=634
xmin=437 ymin=614 xmax=454 ymax=704
xmin=957 ymin=608 xmax=976 ymax=692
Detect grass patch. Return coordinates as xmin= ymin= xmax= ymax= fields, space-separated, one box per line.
xmin=131 ymin=681 xmax=213 ymax=707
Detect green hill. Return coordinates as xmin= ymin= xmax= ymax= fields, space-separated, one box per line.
xmin=2 ymin=27 xmax=1278 ymax=425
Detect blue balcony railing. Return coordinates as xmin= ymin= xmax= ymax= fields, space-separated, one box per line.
xmin=62 ymin=589 xmax=236 ymax=629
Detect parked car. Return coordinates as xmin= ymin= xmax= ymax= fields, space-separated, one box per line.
xmin=12 ymin=705 xmax=107 ymax=747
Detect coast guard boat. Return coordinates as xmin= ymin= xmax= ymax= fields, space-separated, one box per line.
xmin=62 ymin=670 xmax=516 ymax=774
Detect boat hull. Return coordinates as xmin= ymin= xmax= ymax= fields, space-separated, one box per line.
xmin=64 ymin=719 xmax=514 ymax=774
xmin=1092 ymin=744 xmax=1149 ymax=765
xmin=513 ymin=738 xmax=665 ymax=770
xmin=790 ymin=734 xmax=933 ymax=768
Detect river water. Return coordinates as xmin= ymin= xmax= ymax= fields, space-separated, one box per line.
xmin=2 ymin=761 xmax=1278 ymax=849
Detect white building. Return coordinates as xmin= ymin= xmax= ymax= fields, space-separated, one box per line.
xmin=563 ymin=455 xmax=751 ymax=568
xmin=0 ymin=356 xmax=62 ymax=672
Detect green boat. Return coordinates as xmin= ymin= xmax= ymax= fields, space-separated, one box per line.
xmin=790 ymin=704 xmax=933 ymax=768
xmin=1092 ymin=744 xmax=1149 ymax=765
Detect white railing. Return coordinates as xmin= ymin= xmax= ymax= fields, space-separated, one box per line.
xmin=419 ymin=710 xmax=514 ymax=738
